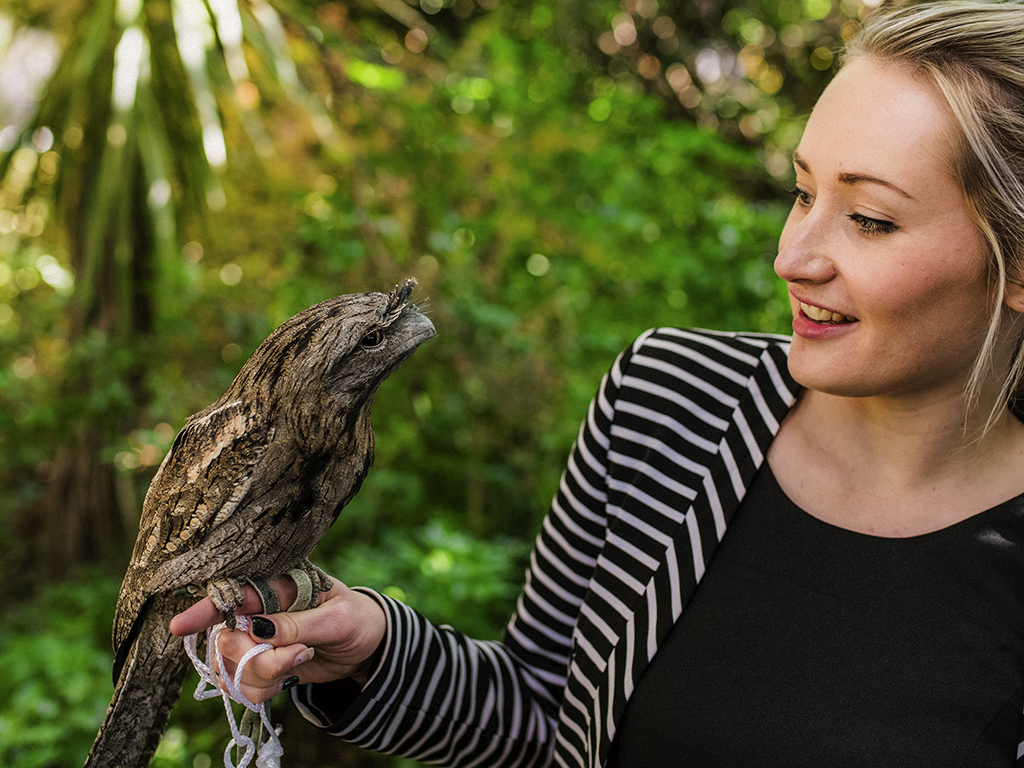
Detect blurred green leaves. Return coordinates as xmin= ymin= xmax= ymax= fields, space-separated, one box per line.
xmin=347 ymin=59 xmax=406 ymax=90
xmin=0 ymin=0 xmax=885 ymax=764
xmin=0 ymin=574 xmax=119 ymax=768
xmin=325 ymin=520 xmax=532 ymax=640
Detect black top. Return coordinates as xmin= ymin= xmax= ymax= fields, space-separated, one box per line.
xmin=609 ymin=465 xmax=1024 ymax=767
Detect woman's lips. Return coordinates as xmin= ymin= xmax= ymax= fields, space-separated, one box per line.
xmin=798 ymin=301 xmax=858 ymax=324
xmin=792 ymin=301 xmax=859 ymax=340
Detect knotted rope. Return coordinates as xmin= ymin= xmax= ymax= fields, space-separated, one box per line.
xmin=183 ymin=615 xmax=284 ymax=768
xmin=180 ymin=568 xmax=319 ymax=768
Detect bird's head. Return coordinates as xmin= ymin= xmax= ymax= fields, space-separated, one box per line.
xmin=231 ymin=279 xmax=435 ymax=424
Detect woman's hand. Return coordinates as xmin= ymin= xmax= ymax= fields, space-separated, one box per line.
xmin=169 ymin=574 xmax=387 ymax=705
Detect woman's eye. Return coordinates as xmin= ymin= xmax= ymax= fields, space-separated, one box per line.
xmin=787 ymin=188 xmax=813 ymax=208
xmin=848 ymin=213 xmax=899 ymax=236
xmin=359 ymin=329 xmax=386 ymax=348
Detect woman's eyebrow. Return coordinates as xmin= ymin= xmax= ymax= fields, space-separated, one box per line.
xmin=793 ymin=151 xmax=916 ymax=200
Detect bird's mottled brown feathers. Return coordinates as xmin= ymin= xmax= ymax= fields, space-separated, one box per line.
xmin=89 ymin=280 xmax=432 ymax=768
xmin=111 ymin=279 xmax=434 ymax=675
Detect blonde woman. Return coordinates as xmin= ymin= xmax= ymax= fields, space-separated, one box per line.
xmin=174 ymin=2 xmax=1024 ymax=765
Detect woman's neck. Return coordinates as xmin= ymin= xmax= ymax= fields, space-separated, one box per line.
xmin=767 ymin=388 xmax=1024 ymax=537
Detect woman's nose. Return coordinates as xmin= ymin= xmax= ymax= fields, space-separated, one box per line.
xmin=774 ymin=205 xmax=837 ymax=284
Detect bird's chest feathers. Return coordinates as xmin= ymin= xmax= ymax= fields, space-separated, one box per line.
xmin=142 ymin=443 xmax=345 ymax=586
xmin=135 ymin=393 xmax=370 ymax=589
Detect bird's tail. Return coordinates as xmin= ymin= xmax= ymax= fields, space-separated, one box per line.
xmin=84 ymin=597 xmax=191 ymax=768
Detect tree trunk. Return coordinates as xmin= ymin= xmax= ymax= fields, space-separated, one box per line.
xmin=30 ymin=136 xmax=153 ymax=580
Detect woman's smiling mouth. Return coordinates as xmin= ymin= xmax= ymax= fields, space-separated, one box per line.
xmin=799 ymin=301 xmax=859 ymax=324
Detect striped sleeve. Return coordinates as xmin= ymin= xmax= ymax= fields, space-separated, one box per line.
xmin=500 ymin=333 xmax=650 ymax=707
xmin=293 ymin=592 xmax=555 ymax=767
xmin=290 ymin=332 xmax=647 ymax=767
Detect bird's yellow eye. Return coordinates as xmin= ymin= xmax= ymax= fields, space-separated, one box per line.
xmin=359 ymin=329 xmax=386 ymax=348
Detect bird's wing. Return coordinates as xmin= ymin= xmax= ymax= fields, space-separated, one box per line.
xmin=113 ymin=398 xmax=272 ymax=652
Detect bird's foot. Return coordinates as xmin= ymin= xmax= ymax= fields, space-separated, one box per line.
xmin=205 ymin=577 xmax=246 ymax=630
xmin=184 ymin=563 xmax=330 ymax=630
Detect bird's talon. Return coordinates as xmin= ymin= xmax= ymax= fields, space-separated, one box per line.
xmin=206 ymin=577 xmax=246 ymax=629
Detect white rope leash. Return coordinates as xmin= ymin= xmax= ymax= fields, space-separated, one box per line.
xmin=183 ymin=615 xmax=284 ymax=768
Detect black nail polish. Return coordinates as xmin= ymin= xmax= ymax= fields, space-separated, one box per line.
xmin=252 ymin=616 xmax=276 ymax=639
xmin=281 ymin=676 xmax=300 ymax=691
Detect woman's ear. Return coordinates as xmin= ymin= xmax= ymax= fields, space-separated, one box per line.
xmin=1006 ymin=279 xmax=1024 ymax=314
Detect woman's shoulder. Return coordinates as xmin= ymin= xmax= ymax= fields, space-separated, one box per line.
xmin=608 ymin=326 xmax=798 ymax=423
xmin=623 ymin=327 xmax=793 ymax=377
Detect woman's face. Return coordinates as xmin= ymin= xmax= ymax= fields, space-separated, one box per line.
xmin=775 ymin=56 xmax=999 ymax=403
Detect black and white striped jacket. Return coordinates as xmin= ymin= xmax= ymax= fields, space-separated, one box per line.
xmin=293 ymin=327 xmax=1024 ymax=766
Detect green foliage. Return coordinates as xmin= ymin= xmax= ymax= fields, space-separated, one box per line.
xmin=0 ymin=0 xmax=864 ymax=764
xmin=325 ymin=520 xmax=532 ymax=640
xmin=0 ymin=573 xmax=120 ymax=767
xmin=0 ymin=569 xmax=233 ymax=767
xmin=553 ymin=0 xmax=864 ymax=165
xmin=286 ymin=8 xmax=792 ymax=550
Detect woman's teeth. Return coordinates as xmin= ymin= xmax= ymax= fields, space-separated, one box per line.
xmin=800 ymin=302 xmax=856 ymax=324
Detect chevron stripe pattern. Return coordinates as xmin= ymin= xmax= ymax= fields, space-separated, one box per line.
xmin=294 ymin=328 xmax=805 ymax=767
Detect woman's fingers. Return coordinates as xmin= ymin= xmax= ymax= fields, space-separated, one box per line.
xmin=207 ymin=626 xmax=314 ymax=703
xmin=170 ymin=573 xmax=341 ymax=636
xmin=170 ymin=574 xmax=384 ymax=698
xmin=232 ymin=641 xmax=314 ymax=684
xmin=169 ymin=583 xmax=275 ymax=635
xmin=235 ymin=676 xmax=298 ymax=705
xmin=169 ymin=596 xmax=230 ymax=636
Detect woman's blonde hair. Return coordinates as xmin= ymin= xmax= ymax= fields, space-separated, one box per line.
xmin=844 ymin=1 xmax=1024 ymax=422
